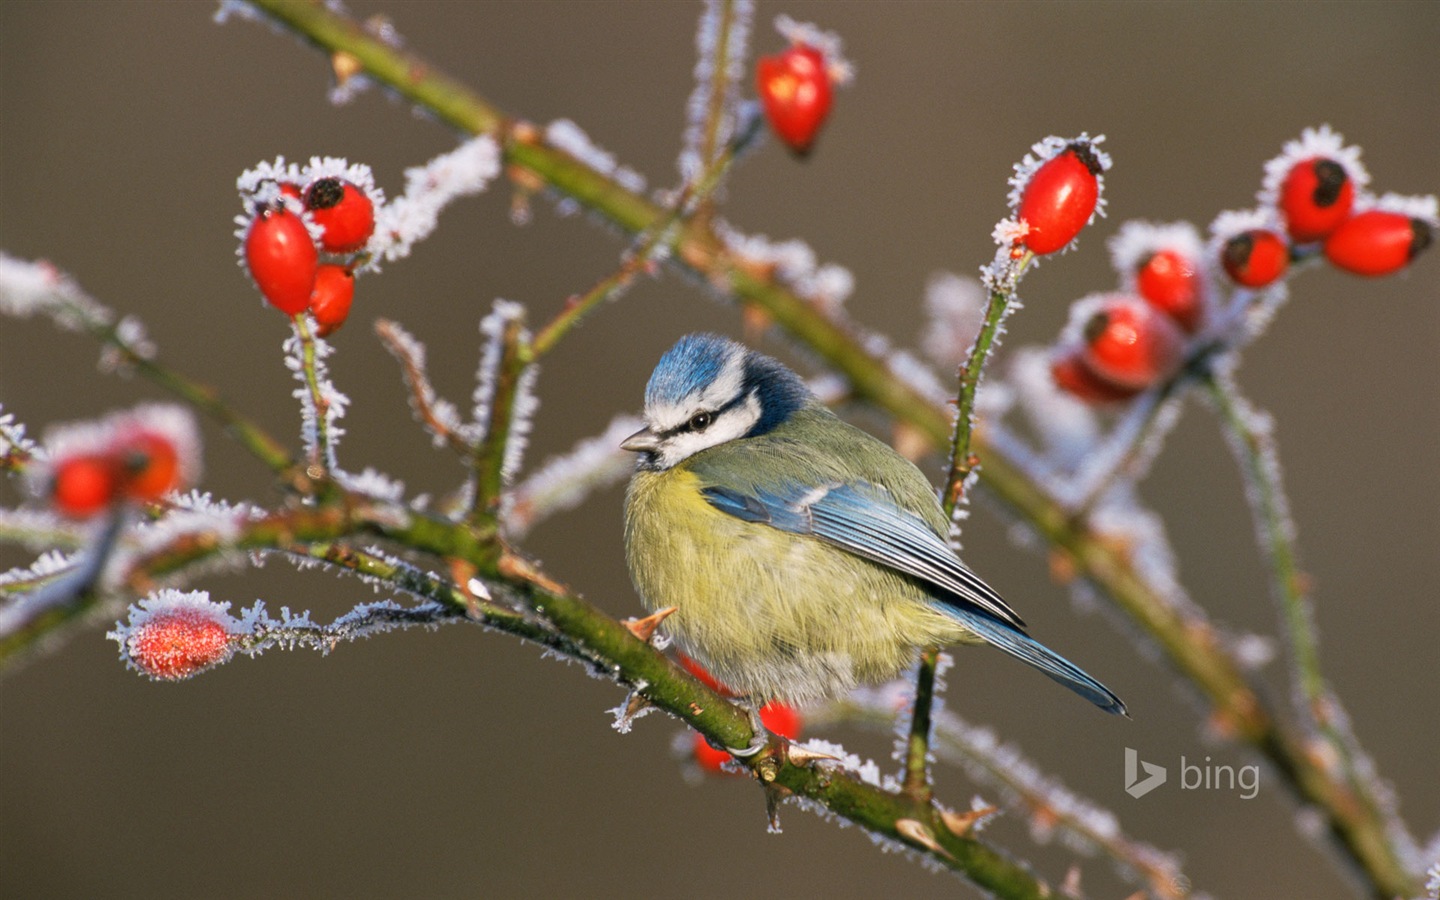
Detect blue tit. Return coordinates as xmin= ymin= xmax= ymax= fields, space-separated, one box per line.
xmin=621 ymin=333 xmax=1125 ymax=716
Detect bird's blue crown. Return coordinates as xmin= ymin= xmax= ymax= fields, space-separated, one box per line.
xmin=646 ymin=334 xmax=809 ymax=436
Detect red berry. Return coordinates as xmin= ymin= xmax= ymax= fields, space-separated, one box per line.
xmin=278 ymin=182 xmax=303 ymax=202
xmin=1278 ymin=157 xmax=1354 ymax=243
xmin=692 ymin=733 xmax=733 ymax=773
xmin=1323 ymin=210 xmax=1433 ymax=277
xmin=690 ymin=701 xmax=803 ymax=775
xmin=1080 ymin=297 xmax=1186 ymax=390
xmin=677 ymin=652 xmax=735 ymax=697
xmin=756 ymin=44 xmax=833 ymax=155
xmin=244 ymin=206 xmax=318 ymax=315
xmin=1220 ymin=229 xmax=1289 ymax=287
xmin=50 ymin=453 xmax=120 ymax=518
xmin=759 ymin=701 xmax=803 ymax=741
xmin=303 ymin=177 xmax=375 ymax=254
xmin=125 ymin=608 xmax=233 ymax=681
xmin=1018 ymin=144 xmax=1103 ymax=254
xmin=308 ymin=265 xmax=356 ymax=337
xmin=1050 ymin=350 xmax=1142 ymax=405
xmin=116 ymin=432 xmax=180 ymax=502
xmin=1134 ymin=249 xmax=1203 ymax=332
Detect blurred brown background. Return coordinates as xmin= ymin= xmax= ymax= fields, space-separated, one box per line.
xmin=2 ymin=2 xmax=1437 ymax=898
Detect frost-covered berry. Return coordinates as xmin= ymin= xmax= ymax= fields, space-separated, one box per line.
xmin=1080 ymin=296 xmax=1186 ymax=390
xmin=244 ymin=206 xmax=319 ymax=315
xmin=115 ymin=431 xmax=180 ymax=502
xmin=1050 ymin=350 xmax=1142 ymax=405
xmin=1278 ymin=157 xmax=1355 ymax=243
xmin=756 ymin=43 xmax=833 ymax=155
xmin=1134 ymin=248 xmax=1204 ymax=333
xmin=304 ymin=177 xmax=375 ymax=254
xmin=1017 ymin=143 xmax=1104 ymax=255
xmin=308 ymin=264 xmax=355 ymax=337
xmin=1220 ymin=229 xmax=1289 ymax=287
xmin=50 ymin=453 xmax=121 ymax=518
xmin=114 ymin=592 xmax=238 ymax=681
xmin=1323 ymin=210 xmax=1433 ymax=277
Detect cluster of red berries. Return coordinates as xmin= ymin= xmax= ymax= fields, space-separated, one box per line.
xmin=240 ymin=173 xmax=376 ymax=336
xmin=43 ymin=406 xmax=196 ymax=519
xmin=1221 ymin=141 xmax=1432 ymax=286
xmin=677 ymin=653 xmax=804 ymax=774
xmin=1050 ymin=129 xmax=1434 ymax=404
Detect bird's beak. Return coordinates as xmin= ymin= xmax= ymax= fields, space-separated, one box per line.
xmin=620 ymin=426 xmax=661 ymax=453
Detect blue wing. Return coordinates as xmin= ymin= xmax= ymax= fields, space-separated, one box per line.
xmin=700 ymin=480 xmax=1024 ymax=630
xmin=701 ymin=480 xmax=1127 ymax=716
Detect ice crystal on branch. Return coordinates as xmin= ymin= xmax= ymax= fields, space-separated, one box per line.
xmin=473 ymin=300 xmax=539 ymax=484
xmin=715 ymin=222 xmax=854 ymax=310
xmin=283 ymin=324 xmax=348 ymax=470
xmin=0 ymin=254 xmax=115 ymax=334
xmin=375 ymin=319 xmax=476 ymax=449
xmin=370 ymin=135 xmax=502 ymax=263
xmin=679 ymin=0 xmax=756 ymax=182
xmin=545 ymin=120 xmax=646 ymax=196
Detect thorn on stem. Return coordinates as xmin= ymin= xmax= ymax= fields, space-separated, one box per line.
xmin=623 ymin=606 xmax=677 ymax=644
xmin=895 ymin=818 xmax=953 ymax=859
xmin=940 ymin=804 xmax=997 ymax=838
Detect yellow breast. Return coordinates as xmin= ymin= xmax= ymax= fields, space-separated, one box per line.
xmin=623 ymin=466 xmax=973 ymax=704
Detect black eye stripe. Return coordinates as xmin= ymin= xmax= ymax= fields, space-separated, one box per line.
xmin=659 ymin=390 xmax=754 ymax=438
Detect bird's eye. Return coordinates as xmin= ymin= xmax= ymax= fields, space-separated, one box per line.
xmin=688 ymin=411 xmax=713 ymax=431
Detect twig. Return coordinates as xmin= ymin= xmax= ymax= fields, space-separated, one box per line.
xmin=374 ymin=318 xmax=475 ymax=457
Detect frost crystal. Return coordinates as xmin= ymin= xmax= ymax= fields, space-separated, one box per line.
xmin=545 ymin=120 xmax=646 ymax=195
xmin=334 ymin=467 xmax=406 ymax=503
xmin=678 ymin=0 xmax=756 ymax=183
xmin=0 ymin=253 xmax=115 ymax=333
xmin=376 ymin=319 xmax=475 ymax=448
xmin=1365 ymin=191 xmax=1440 ymax=225
xmin=0 ymin=405 xmax=41 ymax=463
xmin=773 ymin=14 xmax=854 ymax=84
xmin=284 ymin=324 xmax=349 ymax=470
xmin=716 ymin=221 xmax=854 ymax=310
xmin=370 ymin=135 xmax=502 ymax=263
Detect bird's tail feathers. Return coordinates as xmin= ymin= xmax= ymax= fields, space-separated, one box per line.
xmin=950 ymin=609 xmax=1128 ymax=716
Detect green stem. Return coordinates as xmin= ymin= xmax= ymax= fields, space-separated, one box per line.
xmin=1203 ymin=373 xmax=1323 ymax=707
xmin=59 ymin=476 xmax=1053 ymax=896
xmin=469 ymin=315 xmax=529 ymax=524
xmin=292 ymin=313 xmax=333 ymax=476
xmin=944 ymin=251 xmax=1032 ymax=511
xmin=907 ymin=250 xmax=1031 ymax=802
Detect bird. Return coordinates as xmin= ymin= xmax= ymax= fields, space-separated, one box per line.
xmin=621 ymin=333 xmax=1126 ymax=718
